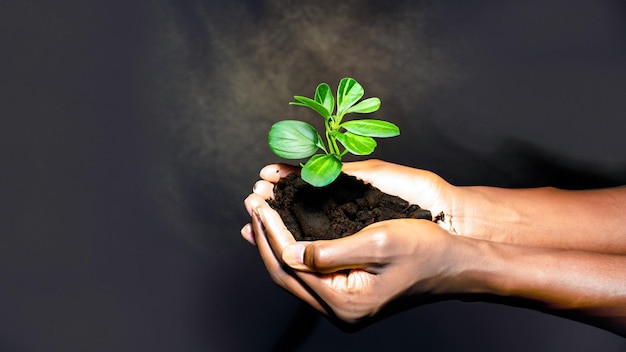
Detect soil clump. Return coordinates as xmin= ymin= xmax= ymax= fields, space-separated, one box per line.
xmin=268 ymin=173 xmax=432 ymax=241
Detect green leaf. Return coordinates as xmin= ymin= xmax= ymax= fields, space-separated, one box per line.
xmin=314 ymin=83 xmax=334 ymax=116
xmin=268 ymin=120 xmax=324 ymax=159
xmin=290 ymin=96 xmax=331 ymax=119
xmin=344 ymin=97 xmax=380 ymax=114
xmin=337 ymin=78 xmax=364 ymax=116
xmin=301 ymin=154 xmax=342 ymax=187
xmin=332 ymin=131 xmax=377 ymax=155
xmin=341 ymin=119 xmax=400 ymax=138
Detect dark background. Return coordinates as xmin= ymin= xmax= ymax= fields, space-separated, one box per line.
xmin=2 ymin=0 xmax=626 ymax=351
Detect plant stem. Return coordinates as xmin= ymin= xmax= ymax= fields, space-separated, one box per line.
xmin=324 ymin=116 xmax=340 ymax=156
xmin=323 ymin=119 xmax=335 ymax=155
xmin=330 ymin=133 xmax=341 ymax=156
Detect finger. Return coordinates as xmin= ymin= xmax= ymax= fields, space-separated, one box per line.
xmin=293 ymin=268 xmax=379 ymax=324
xmin=253 ymin=180 xmax=274 ymax=199
xmin=240 ymin=223 xmax=256 ymax=246
xmin=243 ymin=193 xmax=261 ymax=218
xmin=251 ymin=210 xmax=326 ymax=313
xmin=342 ymin=160 xmax=419 ymax=192
xmin=246 ymin=193 xmax=296 ymax=258
xmin=255 ymin=197 xmax=297 ymax=256
xmin=259 ymin=164 xmax=300 ymax=183
xmin=283 ymin=225 xmax=393 ymax=274
xmin=282 ymin=243 xmax=308 ymax=270
xmin=251 ymin=210 xmax=286 ymax=274
xmin=342 ymin=160 xmax=444 ymax=210
xmin=342 ymin=160 xmax=411 ymax=198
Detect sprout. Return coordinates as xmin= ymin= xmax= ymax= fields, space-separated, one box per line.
xmin=268 ymin=78 xmax=399 ymax=187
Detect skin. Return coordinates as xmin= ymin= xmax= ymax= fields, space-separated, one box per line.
xmin=242 ymin=159 xmax=626 ymax=336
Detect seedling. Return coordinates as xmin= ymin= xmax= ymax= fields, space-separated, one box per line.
xmin=268 ymin=77 xmax=400 ymax=187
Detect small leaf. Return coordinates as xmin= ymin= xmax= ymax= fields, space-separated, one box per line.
xmin=301 ymin=154 xmax=343 ymax=187
xmin=344 ymin=97 xmax=380 ymax=114
xmin=268 ymin=120 xmax=323 ymax=159
xmin=290 ymin=96 xmax=331 ymax=119
xmin=337 ymin=78 xmax=364 ymax=116
xmin=341 ymin=119 xmax=400 ymax=138
xmin=332 ymin=131 xmax=377 ymax=155
xmin=314 ymin=83 xmax=334 ymax=116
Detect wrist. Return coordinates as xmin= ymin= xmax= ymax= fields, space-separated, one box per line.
xmin=425 ymin=235 xmax=497 ymax=296
xmin=449 ymin=186 xmax=522 ymax=242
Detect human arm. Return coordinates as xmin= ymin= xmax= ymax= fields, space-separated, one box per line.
xmin=455 ymin=184 xmax=626 ymax=254
xmin=343 ymin=160 xmax=626 ymax=254
xmin=242 ymin=194 xmax=626 ymax=336
xmin=242 ymin=160 xmax=626 ymax=335
xmin=461 ymin=236 xmax=626 ymax=336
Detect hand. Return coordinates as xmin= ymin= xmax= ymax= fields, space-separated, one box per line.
xmin=242 ymin=193 xmax=459 ymax=328
xmin=247 ymin=159 xmax=460 ymax=236
xmin=342 ymin=160 xmax=458 ymax=232
xmin=242 ymin=161 xmax=626 ymax=335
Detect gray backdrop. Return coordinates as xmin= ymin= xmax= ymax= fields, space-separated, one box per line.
xmin=2 ymin=0 xmax=626 ymax=351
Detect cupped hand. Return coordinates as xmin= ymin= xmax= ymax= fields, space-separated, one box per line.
xmin=241 ymin=163 xmax=299 ymax=246
xmin=341 ymin=160 xmax=454 ymax=223
xmin=247 ymin=159 xmax=460 ymax=236
xmin=242 ymin=193 xmax=459 ymax=327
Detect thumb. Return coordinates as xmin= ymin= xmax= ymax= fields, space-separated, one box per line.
xmin=282 ymin=229 xmax=386 ymax=273
xmin=341 ymin=160 xmax=417 ymax=200
xmin=282 ymin=243 xmax=309 ymax=270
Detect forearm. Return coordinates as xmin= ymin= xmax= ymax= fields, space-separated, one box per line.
xmin=453 ymin=186 xmax=626 ymax=254
xmin=446 ymin=237 xmax=626 ymax=336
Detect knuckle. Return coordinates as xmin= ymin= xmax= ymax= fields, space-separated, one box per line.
xmin=369 ymin=226 xmax=391 ymax=250
xmin=366 ymin=159 xmax=386 ymax=170
xmin=305 ymin=243 xmax=332 ymax=271
xmin=363 ymin=223 xmax=399 ymax=260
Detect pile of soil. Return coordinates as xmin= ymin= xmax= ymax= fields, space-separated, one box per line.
xmin=268 ymin=173 xmax=432 ymax=241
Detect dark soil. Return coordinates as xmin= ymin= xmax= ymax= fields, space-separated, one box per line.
xmin=268 ymin=173 xmax=433 ymax=241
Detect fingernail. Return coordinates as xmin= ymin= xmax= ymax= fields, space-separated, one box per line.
xmin=282 ymin=243 xmax=305 ymax=266
xmin=253 ymin=181 xmax=273 ymax=196
xmin=240 ymin=224 xmax=256 ymax=246
xmin=260 ymin=165 xmax=279 ymax=178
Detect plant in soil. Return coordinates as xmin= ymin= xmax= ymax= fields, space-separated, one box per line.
xmin=267 ymin=78 xmax=432 ymax=241
xmin=268 ymin=77 xmax=400 ymax=187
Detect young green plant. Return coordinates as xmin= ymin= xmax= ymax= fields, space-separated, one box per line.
xmin=268 ymin=77 xmax=400 ymax=187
